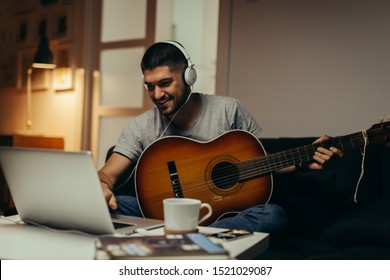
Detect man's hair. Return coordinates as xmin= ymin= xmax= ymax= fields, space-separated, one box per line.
xmin=140 ymin=42 xmax=188 ymax=74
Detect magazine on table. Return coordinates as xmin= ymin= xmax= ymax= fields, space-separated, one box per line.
xmin=98 ymin=233 xmax=230 ymax=259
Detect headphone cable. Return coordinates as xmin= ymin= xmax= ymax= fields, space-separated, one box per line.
xmin=113 ymin=89 xmax=194 ymax=194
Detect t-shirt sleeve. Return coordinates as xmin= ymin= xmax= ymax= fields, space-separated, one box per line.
xmin=113 ymin=109 xmax=163 ymax=162
xmin=230 ymin=99 xmax=262 ymax=138
xmin=113 ymin=119 xmax=144 ymax=162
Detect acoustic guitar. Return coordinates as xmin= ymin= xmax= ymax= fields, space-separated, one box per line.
xmin=135 ymin=121 xmax=390 ymax=225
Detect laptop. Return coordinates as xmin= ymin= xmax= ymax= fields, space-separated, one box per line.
xmin=0 ymin=146 xmax=164 ymax=236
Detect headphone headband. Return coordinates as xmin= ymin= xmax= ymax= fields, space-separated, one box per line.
xmin=162 ymin=40 xmax=197 ymax=86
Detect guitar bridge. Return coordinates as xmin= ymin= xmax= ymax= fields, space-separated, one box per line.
xmin=167 ymin=161 xmax=184 ymax=198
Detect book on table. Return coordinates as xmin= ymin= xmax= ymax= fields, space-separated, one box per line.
xmin=98 ymin=233 xmax=230 ymax=259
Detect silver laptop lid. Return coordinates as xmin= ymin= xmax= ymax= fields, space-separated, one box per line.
xmin=0 ymin=147 xmax=116 ymax=235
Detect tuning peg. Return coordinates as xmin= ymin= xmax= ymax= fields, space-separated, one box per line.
xmin=378 ymin=117 xmax=384 ymax=123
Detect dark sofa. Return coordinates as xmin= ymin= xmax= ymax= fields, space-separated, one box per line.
xmin=257 ymin=137 xmax=390 ymax=259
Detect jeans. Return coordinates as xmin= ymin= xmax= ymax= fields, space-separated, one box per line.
xmin=111 ymin=195 xmax=288 ymax=236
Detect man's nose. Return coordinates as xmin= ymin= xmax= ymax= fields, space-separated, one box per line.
xmin=153 ymin=86 xmax=165 ymax=99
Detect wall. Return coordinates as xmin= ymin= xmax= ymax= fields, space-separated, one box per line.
xmin=172 ymin=0 xmax=219 ymax=95
xmin=1 ymin=0 xmax=219 ymax=158
xmin=217 ymin=0 xmax=390 ymax=137
xmin=0 ymin=70 xmax=84 ymax=151
xmin=93 ymin=0 xmax=219 ymax=168
xmin=0 ymin=0 xmax=86 ymax=151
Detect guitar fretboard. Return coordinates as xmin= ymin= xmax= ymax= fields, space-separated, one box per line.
xmin=238 ymin=131 xmax=366 ymax=180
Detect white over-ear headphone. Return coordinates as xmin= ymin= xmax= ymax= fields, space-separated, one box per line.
xmin=163 ymin=40 xmax=197 ymax=86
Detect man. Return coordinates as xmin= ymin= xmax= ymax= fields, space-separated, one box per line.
xmin=98 ymin=41 xmax=343 ymax=234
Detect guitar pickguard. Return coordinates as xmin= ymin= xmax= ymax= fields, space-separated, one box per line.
xmin=167 ymin=161 xmax=184 ymax=198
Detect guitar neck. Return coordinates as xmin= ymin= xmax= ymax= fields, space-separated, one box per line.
xmin=239 ymin=131 xmax=366 ymax=180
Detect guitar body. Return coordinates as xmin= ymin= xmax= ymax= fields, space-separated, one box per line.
xmin=135 ymin=130 xmax=273 ymax=225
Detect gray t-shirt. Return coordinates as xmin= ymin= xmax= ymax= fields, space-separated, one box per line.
xmin=114 ymin=93 xmax=262 ymax=162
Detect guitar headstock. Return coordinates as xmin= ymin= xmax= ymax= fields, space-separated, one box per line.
xmin=367 ymin=119 xmax=390 ymax=145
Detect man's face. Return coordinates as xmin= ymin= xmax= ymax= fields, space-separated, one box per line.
xmin=143 ymin=65 xmax=188 ymax=118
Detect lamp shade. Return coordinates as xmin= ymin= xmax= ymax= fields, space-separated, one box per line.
xmin=33 ymin=35 xmax=55 ymax=69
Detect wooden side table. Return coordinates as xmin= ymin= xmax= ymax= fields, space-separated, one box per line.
xmin=0 ymin=134 xmax=64 ymax=215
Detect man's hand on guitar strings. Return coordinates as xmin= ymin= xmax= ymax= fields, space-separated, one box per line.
xmin=308 ymin=135 xmax=344 ymax=170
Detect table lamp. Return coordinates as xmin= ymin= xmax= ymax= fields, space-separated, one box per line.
xmin=26 ymin=35 xmax=56 ymax=133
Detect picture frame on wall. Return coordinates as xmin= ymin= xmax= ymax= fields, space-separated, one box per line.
xmin=0 ymin=52 xmax=18 ymax=89
xmin=57 ymin=14 xmax=67 ymax=37
xmin=53 ymin=46 xmax=73 ymax=91
xmin=33 ymin=14 xmax=50 ymax=43
xmin=12 ymin=0 xmax=39 ymax=15
xmin=51 ymin=8 xmax=70 ymax=40
xmin=14 ymin=16 xmax=29 ymax=45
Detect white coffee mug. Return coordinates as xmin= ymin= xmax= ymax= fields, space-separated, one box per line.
xmin=163 ymin=198 xmax=212 ymax=233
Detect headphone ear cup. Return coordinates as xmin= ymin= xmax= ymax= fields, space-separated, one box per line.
xmin=162 ymin=41 xmax=197 ymax=86
xmin=184 ymin=66 xmax=197 ymax=86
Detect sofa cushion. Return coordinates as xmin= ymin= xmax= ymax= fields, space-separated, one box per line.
xmin=320 ymin=197 xmax=390 ymax=246
xmin=256 ymin=137 xmax=390 ymax=259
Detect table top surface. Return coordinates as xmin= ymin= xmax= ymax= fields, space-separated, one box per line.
xmin=0 ymin=215 xmax=269 ymax=260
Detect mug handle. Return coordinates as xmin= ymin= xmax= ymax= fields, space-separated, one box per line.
xmin=198 ymin=203 xmax=212 ymax=224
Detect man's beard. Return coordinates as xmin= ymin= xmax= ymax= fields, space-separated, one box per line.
xmin=160 ymin=89 xmax=191 ymax=119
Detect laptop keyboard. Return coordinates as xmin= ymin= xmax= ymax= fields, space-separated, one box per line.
xmin=113 ymin=222 xmax=136 ymax=235
xmin=113 ymin=222 xmax=134 ymax=229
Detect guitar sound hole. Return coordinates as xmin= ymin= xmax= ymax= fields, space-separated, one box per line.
xmin=211 ymin=162 xmax=239 ymax=190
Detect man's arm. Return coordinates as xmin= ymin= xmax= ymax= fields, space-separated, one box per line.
xmin=98 ymin=152 xmax=132 ymax=209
